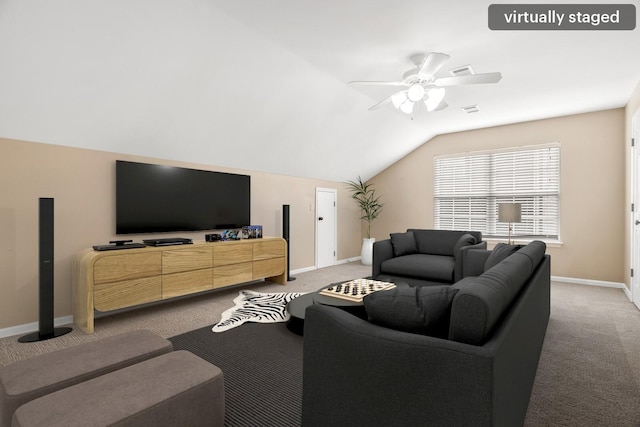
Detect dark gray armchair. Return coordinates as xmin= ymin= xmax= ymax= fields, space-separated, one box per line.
xmin=373 ymin=229 xmax=486 ymax=286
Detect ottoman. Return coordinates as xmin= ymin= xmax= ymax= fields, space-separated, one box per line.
xmin=12 ymin=350 xmax=225 ymax=427
xmin=0 ymin=330 xmax=173 ymax=427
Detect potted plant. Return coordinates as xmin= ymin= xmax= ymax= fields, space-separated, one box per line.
xmin=346 ymin=176 xmax=383 ymax=265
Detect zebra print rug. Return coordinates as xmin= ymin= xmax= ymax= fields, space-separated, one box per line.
xmin=212 ymin=290 xmax=304 ymax=333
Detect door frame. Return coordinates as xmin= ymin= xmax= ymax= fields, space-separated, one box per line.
xmin=315 ymin=187 xmax=337 ymax=269
xmin=631 ymin=110 xmax=640 ymax=309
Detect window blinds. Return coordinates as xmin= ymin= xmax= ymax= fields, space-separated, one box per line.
xmin=434 ymin=145 xmax=560 ymax=239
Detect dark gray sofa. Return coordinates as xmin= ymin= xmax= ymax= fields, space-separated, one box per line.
xmin=373 ymin=229 xmax=486 ymax=286
xmin=302 ymin=240 xmax=550 ymax=427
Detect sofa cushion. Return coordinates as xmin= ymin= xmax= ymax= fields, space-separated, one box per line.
xmin=390 ymin=232 xmax=417 ymax=257
xmin=484 ymin=243 xmax=522 ymax=271
xmin=364 ymin=284 xmax=459 ymax=338
xmin=380 ymin=254 xmax=455 ymax=283
xmin=449 ymin=241 xmax=546 ymax=345
xmin=408 ymin=229 xmax=482 ymax=257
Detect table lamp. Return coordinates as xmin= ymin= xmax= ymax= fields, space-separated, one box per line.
xmin=498 ymin=203 xmax=521 ymax=245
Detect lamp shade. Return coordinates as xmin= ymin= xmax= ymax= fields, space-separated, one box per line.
xmin=498 ymin=203 xmax=522 ymax=223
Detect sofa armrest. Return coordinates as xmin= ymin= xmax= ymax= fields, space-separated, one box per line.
xmin=454 ymin=241 xmax=487 ymax=281
xmin=460 ymin=247 xmax=492 ymax=278
xmin=372 ymin=239 xmax=394 ymax=277
xmin=302 ymin=305 xmax=493 ymax=427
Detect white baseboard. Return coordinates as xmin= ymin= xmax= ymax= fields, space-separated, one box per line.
xmin=551 ymin=276 xmax=633 ymax=302
xmin=0 ymin=315 xmax=74 ymax=340
xmin=290 ymin=257 xmax=363 ymax=276
xmin=337 ymin=256 xmax=362 ymax=264
xmin=551 ymin=275 xmax=626 ymax=289
xmin=290 ymin=265 xmax=317 ymax=275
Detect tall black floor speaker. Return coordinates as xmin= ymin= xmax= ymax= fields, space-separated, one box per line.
xmin=19 ymin=198 xmax=72 ymax=343
xmin=282 ymin=204 xmax=295 ymax=281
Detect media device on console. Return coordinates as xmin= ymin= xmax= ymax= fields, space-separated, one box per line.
xmin=142 ymin=237 xmax=193 ymax=246
xmin=93 ymin=240 xmax=146 ymax=251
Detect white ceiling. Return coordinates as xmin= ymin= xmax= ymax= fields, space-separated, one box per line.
xmin=1 ymin=0 xmax=639 ymax=182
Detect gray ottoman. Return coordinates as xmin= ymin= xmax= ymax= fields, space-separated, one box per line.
xmin=12 ymin=350 xmax=225 ymax=427
xmin=0 ymin=330 xmax=173 ymax=427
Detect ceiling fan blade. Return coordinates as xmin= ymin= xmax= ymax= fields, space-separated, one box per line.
xmin=368 ymin=96 xmax=393 ymax=111
xmin=418 ymin=52 xmax=450 ymax=77
xmin=434 ymin=72 xmax=502 ymax=87
xmin=349 ymin=80 xmax=408 ymax=86
xmin=434 ymin=101 xmax=448 ymax=111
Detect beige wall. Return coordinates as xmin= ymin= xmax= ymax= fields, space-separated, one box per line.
xmin=369 ymin=109 xmax=626 ymax=284
xmin=0 ymin=138 xmax=362 ymax=329
xmin=624 ymin=81 xmax=640 ymax=290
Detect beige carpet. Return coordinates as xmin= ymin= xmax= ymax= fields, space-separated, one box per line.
xmin=1 ymin=263 xmax=639 ymax=425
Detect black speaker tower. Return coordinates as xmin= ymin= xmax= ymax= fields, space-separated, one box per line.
xmin=282 ymin=204 xmax=295 ymax=281
xmin=19 ymin=198 xmax=72 ymax=343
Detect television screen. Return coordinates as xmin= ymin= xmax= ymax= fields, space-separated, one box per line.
xmin=116 ymin=160 xmax=250 ymax=234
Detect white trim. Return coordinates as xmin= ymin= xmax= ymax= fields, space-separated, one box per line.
xmin=290 ymin=265 xmax=317 ymax=275
xmin=337 ymin=256 xmax=362 ymax=264
xmin=550 ymin=276 xmax=633 ymax=302
xmin=485 ymin=238 xmax=563 ymax=248
xmin=0 ymin=315 xmax=73 ymax=339
xmin=631 ymin=109 xmax=640 ymax=309
xmin=291 ymin=257 xmax=363 ymax=275
xmin=551 ymin=275 xmax=625 ymax=289
xmin=434 ymin=142 xmax=561 ymax=160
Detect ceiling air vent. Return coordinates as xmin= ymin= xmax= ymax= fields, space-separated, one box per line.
xmin=449 ymin=65 xmax=475 ymax=76
xmin=461 ymin=105 xmax=480 ymax=114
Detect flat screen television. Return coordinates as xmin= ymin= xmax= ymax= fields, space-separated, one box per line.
xmin=116 ymin=160 xmax=250 ymax=234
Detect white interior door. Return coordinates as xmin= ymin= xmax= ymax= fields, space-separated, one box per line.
xmin=316 ymin=188 xmax=337 ymax=269
xmin=632 ymin=111 xmax=640 ymax=310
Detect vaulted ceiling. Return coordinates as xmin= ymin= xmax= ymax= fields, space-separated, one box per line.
xmin=1 ymin=0 xmax=639 ymax=181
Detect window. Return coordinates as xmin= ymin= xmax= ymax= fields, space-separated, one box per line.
xmin=434 ymin=145 xmax=560 ymax=240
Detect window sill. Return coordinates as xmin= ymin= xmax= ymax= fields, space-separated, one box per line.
xmin=484 ymin=237 xmax=563 ymax=248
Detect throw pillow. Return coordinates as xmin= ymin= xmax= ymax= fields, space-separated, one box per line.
xmin=453 ymin=233 xmax=476 ymax=256
xmin=390 ymin=232 xmax=417 ymax=257
xmin=484 ymin=243 xmax=522 ymax=271
xmin=363 ymin=284 xmax=459 ymax=338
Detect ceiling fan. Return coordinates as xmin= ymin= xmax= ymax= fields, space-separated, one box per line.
xmin=349 ymin=52 xmax=502 ymax=115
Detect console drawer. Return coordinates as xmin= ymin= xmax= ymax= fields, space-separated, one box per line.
xmin=94 ymin=252 xmax=161 ymax=284
xmin=213 ymin=262 xmax=253 ymax=287
xmin=162 ymin=247 xmax=212 ymax=274
xmin=253 ymin=257 xmax=285 ymax=279
xmin=162 ymin=268 xmax=213 ymax=298
xmin=213 ymin=243 xmax=252 ymax=266
xmin=253 ymin=239 xmax=285 ymax=260
xmin=94 ymin=277 xmax=162 ymax=311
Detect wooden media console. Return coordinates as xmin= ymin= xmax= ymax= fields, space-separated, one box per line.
xmin=72 ymin=237 xmax=286 ymax=333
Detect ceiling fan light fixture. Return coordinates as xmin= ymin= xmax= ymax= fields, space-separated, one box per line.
xmin=399 ymin=100 xmax=414 ymax=114
xmin=391 ymin=91 xmax=408 ymax=108
xmin=407 ymin=84 xmax=425 ymax=102
xmin=424 ymin=88 xmax=446 ymax=112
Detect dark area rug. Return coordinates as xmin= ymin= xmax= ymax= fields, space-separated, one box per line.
xmin=169 ymin=322 xmax=303 ymax=427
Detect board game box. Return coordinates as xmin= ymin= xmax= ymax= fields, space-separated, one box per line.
xmin=319 ymin=278 xmax=396 ymax=302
